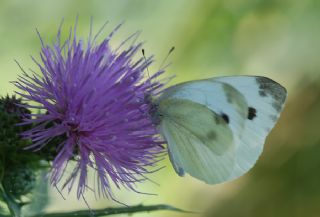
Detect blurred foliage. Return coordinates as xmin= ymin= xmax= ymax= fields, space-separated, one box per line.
xmin=0 ymin=0 xmax=319 ymax=217
xmin=0 ymin=96 xmax=50 ymax=216
xmin=0 ymin=96 xmax=35 ymax=197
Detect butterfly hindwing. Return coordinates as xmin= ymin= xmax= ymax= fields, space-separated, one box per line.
xmin=158 ymin=80 xmax=249 ymax=138
xmin=158 ymin=98 xmax=235 ymax=184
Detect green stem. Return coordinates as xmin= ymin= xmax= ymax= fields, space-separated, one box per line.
xmin=0 ymin=184 xmax=22 ymax=217
xmin=2 ymin=204 xmax=193 ymax=217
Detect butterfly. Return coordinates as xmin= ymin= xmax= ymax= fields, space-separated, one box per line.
xmin=150 ymin=76 xmax=287 ymax=184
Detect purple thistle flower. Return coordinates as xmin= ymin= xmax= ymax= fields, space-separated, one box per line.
xmin=13 ymin=22 xmax=167 ymax=199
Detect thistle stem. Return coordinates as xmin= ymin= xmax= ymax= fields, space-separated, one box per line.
xmin=2 ymin=204 xmax=192 ymax=217
xmin=0 ymin=184 xmax=22 ymax=217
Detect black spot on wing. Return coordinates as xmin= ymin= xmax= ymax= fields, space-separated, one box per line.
xmin=221 ymin=113 xmax=229 ymax=124
xmin=259 ymin=90 xmax=267 ymax=97
xmin=248 ymin=107 xmax=257 ymax=120
xmin=256 ymin=77 xmax=287 ymax=111
xmin=269 ymin=114 xmax=278 ymax=122
xmin=272 ymin=102 xmax=282 ymax=112
xmin=213 ymin=112 xmax=229 ymax=125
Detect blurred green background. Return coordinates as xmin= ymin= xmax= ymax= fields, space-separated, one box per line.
xmin=1 ymin=0 xmax=320 ymax=216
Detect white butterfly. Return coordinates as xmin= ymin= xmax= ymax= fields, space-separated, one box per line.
xmin=151 ymin=76 xmax=287 ymax=184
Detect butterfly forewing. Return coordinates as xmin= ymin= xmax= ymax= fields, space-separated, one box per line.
xmin=212 ymin=76 xmax=287 ymax=178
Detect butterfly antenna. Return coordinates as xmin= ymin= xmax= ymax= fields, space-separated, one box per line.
xmin=158 ymin=46 xmax=175 ymax=71
xmin=142 ymin=48 xmax=151 ymax=80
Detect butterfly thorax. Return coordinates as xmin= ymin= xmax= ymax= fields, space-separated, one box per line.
xmin=144 ymin=94 xmax=163 ymax=125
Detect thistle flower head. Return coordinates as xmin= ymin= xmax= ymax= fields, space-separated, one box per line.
xmin=14 ymin=22 xmax=166 ymax=199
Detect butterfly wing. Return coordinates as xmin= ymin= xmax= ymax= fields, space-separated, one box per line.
xmin=212 ymin=76 xmax=287 ymax=178
xmin=158 ymin=80 xmax=249 ymax=139
xmin=158 ymin=98 xmax=235 ymax=184
xmin=156 ymin=76 xmax=287 ymax=183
